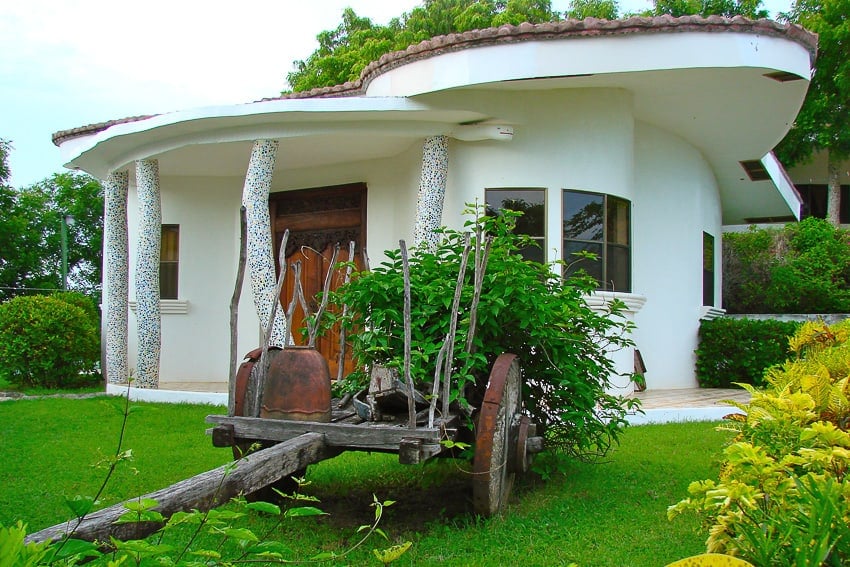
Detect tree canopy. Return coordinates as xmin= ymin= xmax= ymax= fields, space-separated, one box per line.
xmin=285 ymin=1 xmax=563 ymax=93
xmin=0 ymin=140 xmax=104 ymax=301
xmin=284 ymin=0 xmax=780 ymax=93
xmin=647 ymin=0 xmax=767 ymax=17
xmin=774 ymin=0 xmax=850 ymax=225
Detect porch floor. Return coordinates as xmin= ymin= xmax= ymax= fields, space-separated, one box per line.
xmin=157 ymin=381 xmax=751 ymax=409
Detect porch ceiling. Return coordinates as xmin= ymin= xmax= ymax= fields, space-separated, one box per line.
xmin=60 ymin=99 xmax=489 ymax=179
xmin=437 ymin=66 xmax=810 ymax=225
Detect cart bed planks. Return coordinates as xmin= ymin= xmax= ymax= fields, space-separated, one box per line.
xmin=26 ymin=432 xmax=331 ymax=545
xmin=207 ymin=413 xmax=460 ymax=460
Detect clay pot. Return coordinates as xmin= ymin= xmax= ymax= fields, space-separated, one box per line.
xmin=260 ymin=346 xmax=332 ymax=422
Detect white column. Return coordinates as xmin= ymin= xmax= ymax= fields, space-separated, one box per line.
xmin=135 ymin=159 xmax=161 ymax=388
xmin=242 ymin=139 xmax=287 ymax=347
xmin=103 ymin=170 xmax=129 ymax=384
xmin=413 ymin=135 xmax=449 ymax=250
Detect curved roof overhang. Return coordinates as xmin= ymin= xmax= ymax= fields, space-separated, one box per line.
xmin=58 ymin=98 xmax=489 ymax=179
xmin=361 ymin=24 xmax=814 ymax=224
xmin=54 ymin=16 xmax=816 ymax=224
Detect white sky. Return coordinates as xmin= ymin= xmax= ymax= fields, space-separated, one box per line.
xmin=0 ymin=0 xmax=791 ymax=188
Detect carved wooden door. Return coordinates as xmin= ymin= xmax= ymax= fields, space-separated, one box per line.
xmin=269 ymin=183 xmax=366 ymax=379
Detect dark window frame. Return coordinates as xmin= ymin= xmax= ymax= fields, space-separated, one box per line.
xmin=485 ymin=188 xmax=547 ymax=263
xmin=562 ymin=189 xmax=631 ymax=292
xmin=703 ymin=232 xmax=715 ymax=307
xmin=160 ymin=224 xmax=179 ymax=300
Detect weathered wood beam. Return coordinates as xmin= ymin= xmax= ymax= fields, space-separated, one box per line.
xmin=26 ymin=432 xmax=329 ymax=545
xmin=207 ymin=415 xmax=457 ymax=452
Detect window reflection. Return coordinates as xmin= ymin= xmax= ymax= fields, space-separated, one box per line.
xmin=563 ymin=190 xmax=630 ymax=292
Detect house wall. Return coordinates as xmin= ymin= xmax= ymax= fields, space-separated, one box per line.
xmin=632 ymin=121 xmax=722 ymax=389
xmin=126 ymin=176 xmax=261 ymax=382
xmin=123 ymin=87 xmax=721 ymax=391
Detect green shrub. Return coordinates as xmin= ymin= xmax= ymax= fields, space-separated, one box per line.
xmin=326 ymin=205 xmax=638 ymax=461
xmin=0 ymin=294 xmax=100 ymax=389
xmin=671 ymin=320 xmax=850 ymax=566
xmin=52 ymin=290 xmax=100 ymax=321
xmin=695 ymin=318 xmax=799 ymax=388
xmin=723 ymin=217 xmax=850 ymax=314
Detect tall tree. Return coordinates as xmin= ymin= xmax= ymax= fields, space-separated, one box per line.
xmin=648 ymin=0 xmax=767 ymax=17
xmin=286 ymin=1 xmax=561 ymax=93
xmin=774 ymin=0 xmax=850 ymax=226
xmin=565 ymin=0 xmax=620 ymax=20
xmin=0 ymin=142 xmax=103 ymax=301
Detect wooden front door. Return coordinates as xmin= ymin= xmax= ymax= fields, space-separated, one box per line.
xmin=269 ymin=183 xmax=366 ymax=380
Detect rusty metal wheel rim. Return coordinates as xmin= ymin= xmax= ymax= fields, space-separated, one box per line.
xmin=472 ymin=353 xmax=521 ymax=517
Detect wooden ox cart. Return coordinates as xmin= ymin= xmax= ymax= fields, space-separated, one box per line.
xmin=207 ymin=350 xmax=543 ymax=517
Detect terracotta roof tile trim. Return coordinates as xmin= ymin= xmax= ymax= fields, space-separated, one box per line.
xmin=52 ymin=15 xmax=817 ymax=146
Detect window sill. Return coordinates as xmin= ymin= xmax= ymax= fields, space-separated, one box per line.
xmin=699 ymin=306 xmax=726 ymax=320
xmin=129 ymin=299 xmax=190 ymax=315
xmin=585 ymin=291 xmax=647 ymax=314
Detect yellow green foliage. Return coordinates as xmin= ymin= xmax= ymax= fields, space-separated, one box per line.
xmin=670 ymin=320 xmax=850 ymax=565
xmin=665 ymin=553 xmax=754 ymax=566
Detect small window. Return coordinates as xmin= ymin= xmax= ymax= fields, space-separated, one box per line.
xmin=485 ymin=188 xmax=546 ymax=262
xmin=562 ymin=190 xmax=631 ymax=292
xmin=160 ymin=225 xmax=179 ymax=300
xmin=703 ymin=232 xmax=715 ymax=307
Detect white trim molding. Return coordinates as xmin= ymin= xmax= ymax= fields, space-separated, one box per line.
xmin=129 ymin=299 xmax=190 ymax=315
xmin=586 ymin=291 xmax=647 ymax=315
xmin=699 ymin=306 xmax=726 ymax=320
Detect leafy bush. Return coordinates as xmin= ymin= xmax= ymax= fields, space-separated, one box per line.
xmin=326 ymin=206 xmax=638 ymax=460
xmin=0 ymin=293 xmax=100 ymax=389
xmin=723 ymin=217 xmax=850 ymax=314
xmin=695 ymin=318 xmax=799 ymax=388
xmin=670 ymin=320 xmax=850 ymax=566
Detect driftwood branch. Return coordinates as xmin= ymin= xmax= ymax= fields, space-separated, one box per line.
xmin=429 ymin=338 xmax=449 ymax=428
xmin=284 ymin=261 xmax=302 ymax=338
xmin=465 ymin=235 xmax=492 ymax=356
xmin=26 ymin=433 xmax=330 ymax=545
xmin=253 ymin=230 xmax=289 ymax=417
xmin=308 ymin=243 xmax=339 ymax=347
xmin=229 ymin=206 xmax=248 ymax=416
xmin=443 ymin=233 xmax=472 ymax=419
xmin=399 ymin=240 xmax=416 ymax=429
xmin=337 ymin=241 xmax=356 ymax=381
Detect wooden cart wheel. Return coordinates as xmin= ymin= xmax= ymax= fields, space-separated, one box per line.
xmin=473 ymin=353 xmax=522 ymax=517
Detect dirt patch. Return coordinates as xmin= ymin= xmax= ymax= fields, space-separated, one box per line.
xmin=310 ymin=474 xmax=475 ymax=534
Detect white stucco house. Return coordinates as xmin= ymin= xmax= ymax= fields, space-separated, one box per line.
xmin=53 ymin=15 xmax=817 ymax=393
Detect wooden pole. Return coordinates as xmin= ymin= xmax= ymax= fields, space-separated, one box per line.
xmin=228 ymin=206 xmax=248 ymax=416
xmin=26 ymin=433 xmax=329 ymax=546
xmin=308 ymin=243 xmax=339 ymax=347
xmin=337 ymin=241 xmax=356 ymax=381
xmin=442 ymin=233 xmax=471 ymax=419
xmin=253 ymin=230 xmax=289 ymax=417
xmin=399 ymin=240 xmax=416 ymax=429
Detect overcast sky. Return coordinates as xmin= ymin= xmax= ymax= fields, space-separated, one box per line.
xmin=0 ymin=0 xmax=791 ymax=188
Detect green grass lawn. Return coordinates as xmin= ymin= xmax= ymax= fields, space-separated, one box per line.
xmin=0 ymin=396 xmax=730 ymax=566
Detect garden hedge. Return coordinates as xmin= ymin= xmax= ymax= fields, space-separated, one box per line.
xmin=0 ymin=292 xmax=100 ymax=389
xmin=695 ymin=317 xmax=800 ymax=388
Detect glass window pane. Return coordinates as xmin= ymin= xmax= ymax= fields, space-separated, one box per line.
xmin=563 ymin=241 xmax=603 ymax=283
xmin=563 ymin=192 xmax=603 ymax=241
xmin=161 ymin=225 xmax=179 ymax=262
xmin=485 ymin=189 xmax=545 ymax=238
xmin=607 ymin=197 xmax=630 ymax=246
xmin=160 ymin=263 xmax=178 ymax=300
xmin=519 ymin=240 xmax=546 ymax=263
xmin=606 ymin=244 xmax=630 ymax=292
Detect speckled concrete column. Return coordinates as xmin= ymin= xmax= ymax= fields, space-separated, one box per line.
xmin=413 ymin=135 xmax=449 ymax=250
xmin=135 ymin=159 xmax=161 ymax=388
xmin=242 ymin=139 xmax=287 ymax=347
xmin=103 ymin=170 xmax=129 ymax=384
